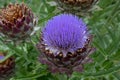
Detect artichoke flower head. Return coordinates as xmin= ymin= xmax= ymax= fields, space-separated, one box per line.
xmin=37 ymin=14 xmax=95 ymax=75
xmin=55 ymin=0 xmax=99 ymax=16
xmin=0 ymin=3 xmax=36 ymax=42
xmin=0 ymin=52 xmax=15 ymax=80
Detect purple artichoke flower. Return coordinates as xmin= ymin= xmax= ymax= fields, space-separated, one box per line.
xmin=37 ymin=14 xmax=94 ymax=75
xmin=0 ymin=3 xmax=36 ymax=42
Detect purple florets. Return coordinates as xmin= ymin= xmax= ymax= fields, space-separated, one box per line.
xmin=0 ymin=56 xmax=4 ymax=60
xmin=43 ymin=14 xmax=88 ymax=56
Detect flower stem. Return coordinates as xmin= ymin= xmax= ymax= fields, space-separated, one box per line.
xmin=67 ymin=75 xmax=69 ymax=80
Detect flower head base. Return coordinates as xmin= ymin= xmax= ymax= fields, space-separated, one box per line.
xmin=0 ymin=52 xmax=15 ymax=79
xmin=55 ymin=0 xmax=99 ymax=16
xmin=0 ymin=3 xmax=36 ymax=41
xmin=59 ymin=0 xmax=98 ymax=7
xmin=37 ymin=14 xmax=94 ymax=75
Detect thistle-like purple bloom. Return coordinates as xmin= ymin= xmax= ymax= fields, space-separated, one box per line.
xmin=43 ymin=14 xmax=88 ymax=57
xmin=37 ymin=14 xmax=94 ymax=75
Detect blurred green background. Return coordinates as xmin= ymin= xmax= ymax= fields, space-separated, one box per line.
xmin=0 ymin=0 xmax=120 ymax=80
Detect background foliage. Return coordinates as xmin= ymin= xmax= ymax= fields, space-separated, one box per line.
xmin=0 ymin=0 xmax=120 ymax=80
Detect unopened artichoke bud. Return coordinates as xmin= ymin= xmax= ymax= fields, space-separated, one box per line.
xmin=0 ymin=52 xmax=15 ymax=80
xmin=37 ymin=14 xmax=95 ymax=75
xmin=0 ymin=3 xmax=36 ymax=42
xmin=55 ymin=0 xmax=99 ymax=16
